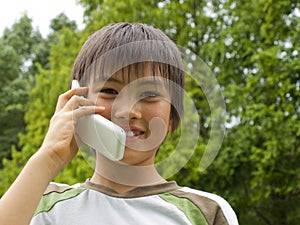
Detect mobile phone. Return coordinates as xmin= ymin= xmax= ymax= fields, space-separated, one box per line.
xmin=71 ymin=80 xmax=125 ymax=161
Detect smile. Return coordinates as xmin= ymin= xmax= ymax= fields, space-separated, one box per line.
xmin=125 ymin=130 xmax=144 ymax=138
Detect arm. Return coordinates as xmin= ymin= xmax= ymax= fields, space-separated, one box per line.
xmin=0 ymin=87 xmax=104 ymax=225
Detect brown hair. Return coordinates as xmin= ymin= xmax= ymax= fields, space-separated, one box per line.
xmin=72 ymin=22 xmax=184 ymax=131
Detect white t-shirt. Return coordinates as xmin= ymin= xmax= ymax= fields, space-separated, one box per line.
xmin=30 ymin=179 xmax=238 ymax=225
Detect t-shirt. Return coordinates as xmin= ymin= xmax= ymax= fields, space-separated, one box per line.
xmin=30 ymin=179 xmax=238 ymax=225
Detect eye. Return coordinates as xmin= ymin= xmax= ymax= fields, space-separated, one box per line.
xmin=140 ymin=91 xmax=160 ymax=98
xmin=100 ymin=88 xmax=118 ymax=95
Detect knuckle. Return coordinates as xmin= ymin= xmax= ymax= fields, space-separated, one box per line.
xmin=58 ymin=93 xmax=65 ymax=100
xmin=73 ymin=95 xmax=83 ymax=101
xmin=70 ymin=95 xmax=80 ymax=104
xmin=50 ymin=113 xmax=59 ymax=123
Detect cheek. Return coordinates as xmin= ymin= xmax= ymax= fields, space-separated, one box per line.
xmin=100 ymin=102 xmax=113 ymax=119
xmin=90 ymin=94 xmax=113 ymax=119
xmin=143 ymin=103 xmax=171 ymax=125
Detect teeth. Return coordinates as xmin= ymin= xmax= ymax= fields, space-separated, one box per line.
xmin=126 ymin=131 xmax=135 ymax=137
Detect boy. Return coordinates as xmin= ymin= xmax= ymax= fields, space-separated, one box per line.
xmin=0 ymin=22 xmax=238 ymax=225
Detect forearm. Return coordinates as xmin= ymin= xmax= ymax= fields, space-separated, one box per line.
xmin=0 ymin=149 xmax=63 ymax=225
xmin=0 ymin=87 xmax=102 ymax=225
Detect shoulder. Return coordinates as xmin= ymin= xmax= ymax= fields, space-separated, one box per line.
xmin=43 ymin=182 xmax=80 ymax=194
xmin=34 ymin=182 xmax=86 ymax=216
xmin=161 ymin=186 xmax=239 ymax=225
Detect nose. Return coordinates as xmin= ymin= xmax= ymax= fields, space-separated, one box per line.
xmin=112 ymin=96 xmax=142 ymax=121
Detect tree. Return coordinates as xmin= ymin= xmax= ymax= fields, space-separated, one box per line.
xmin=194 ymin=0 xmax=300 ymax=224
xmin=1 ymin=1 xmax=299 ymax=224
xmin=0 ymin=12 xmax=78 ymax=167
xmin=0 ymin=14 xmax=43 ymax=165
xmin=0 ymin=13 xmax=81 ymax=186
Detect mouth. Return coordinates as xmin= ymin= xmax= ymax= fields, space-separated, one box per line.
xmin=122 ymin=126 xmax=145 ymax=141
xmin=125 ymin=130 xmax=144 ymax=137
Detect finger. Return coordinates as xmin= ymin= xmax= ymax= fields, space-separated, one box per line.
xmin=72 ymin=106 xmax=106 ymax=121
xmin=63 ymin=95 xmax=98 ymax=112
xmin=55 ymin=87 xmax=89 ymax=112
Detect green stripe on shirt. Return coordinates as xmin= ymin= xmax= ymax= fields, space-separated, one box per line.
xmin=159 ymin=193 xmax=208 ymax=225
xmin=35 ymin=188 xmax=86 ymax=216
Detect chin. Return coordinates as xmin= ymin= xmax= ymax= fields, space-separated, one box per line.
xmin=121 ymin=148 xmax=157 ymax=166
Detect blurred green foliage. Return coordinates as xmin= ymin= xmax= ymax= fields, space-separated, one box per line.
xmin=0 ymin=0 xmax=299 ymax=224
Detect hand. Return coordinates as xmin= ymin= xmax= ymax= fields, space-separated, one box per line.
xmin=0 ymin=87 xmax=106 ymax=225
xmin=39 ymin=87 xmax=105 ymax=170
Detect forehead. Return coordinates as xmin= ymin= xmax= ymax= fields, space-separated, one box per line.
xmin=114 ymin=62 xmax=162 ymax=82
xmin=92 ymin=61 xmax=170 ymax=84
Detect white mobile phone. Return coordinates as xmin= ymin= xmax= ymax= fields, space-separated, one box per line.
xmin=71 ymin=80 xmax=125 ymax=161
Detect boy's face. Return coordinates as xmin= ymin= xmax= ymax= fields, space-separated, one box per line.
xmin=87 ymin=64 xmax=172 ymax=166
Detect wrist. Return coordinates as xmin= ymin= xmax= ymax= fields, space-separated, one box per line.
xmin=32 ymin=147 xmax=66 ymax=179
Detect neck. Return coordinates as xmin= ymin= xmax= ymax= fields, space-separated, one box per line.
xmin=91 ymin=155 xmax=166 ymax=193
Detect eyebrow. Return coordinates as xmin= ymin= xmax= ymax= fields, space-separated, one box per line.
xmin=104 ymin=77 xmax=124 ymax=84
xmin=101 ymin=76 xmax=167 ymax=87
xmin=92 ymin=76 xmax=124 ymax=86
